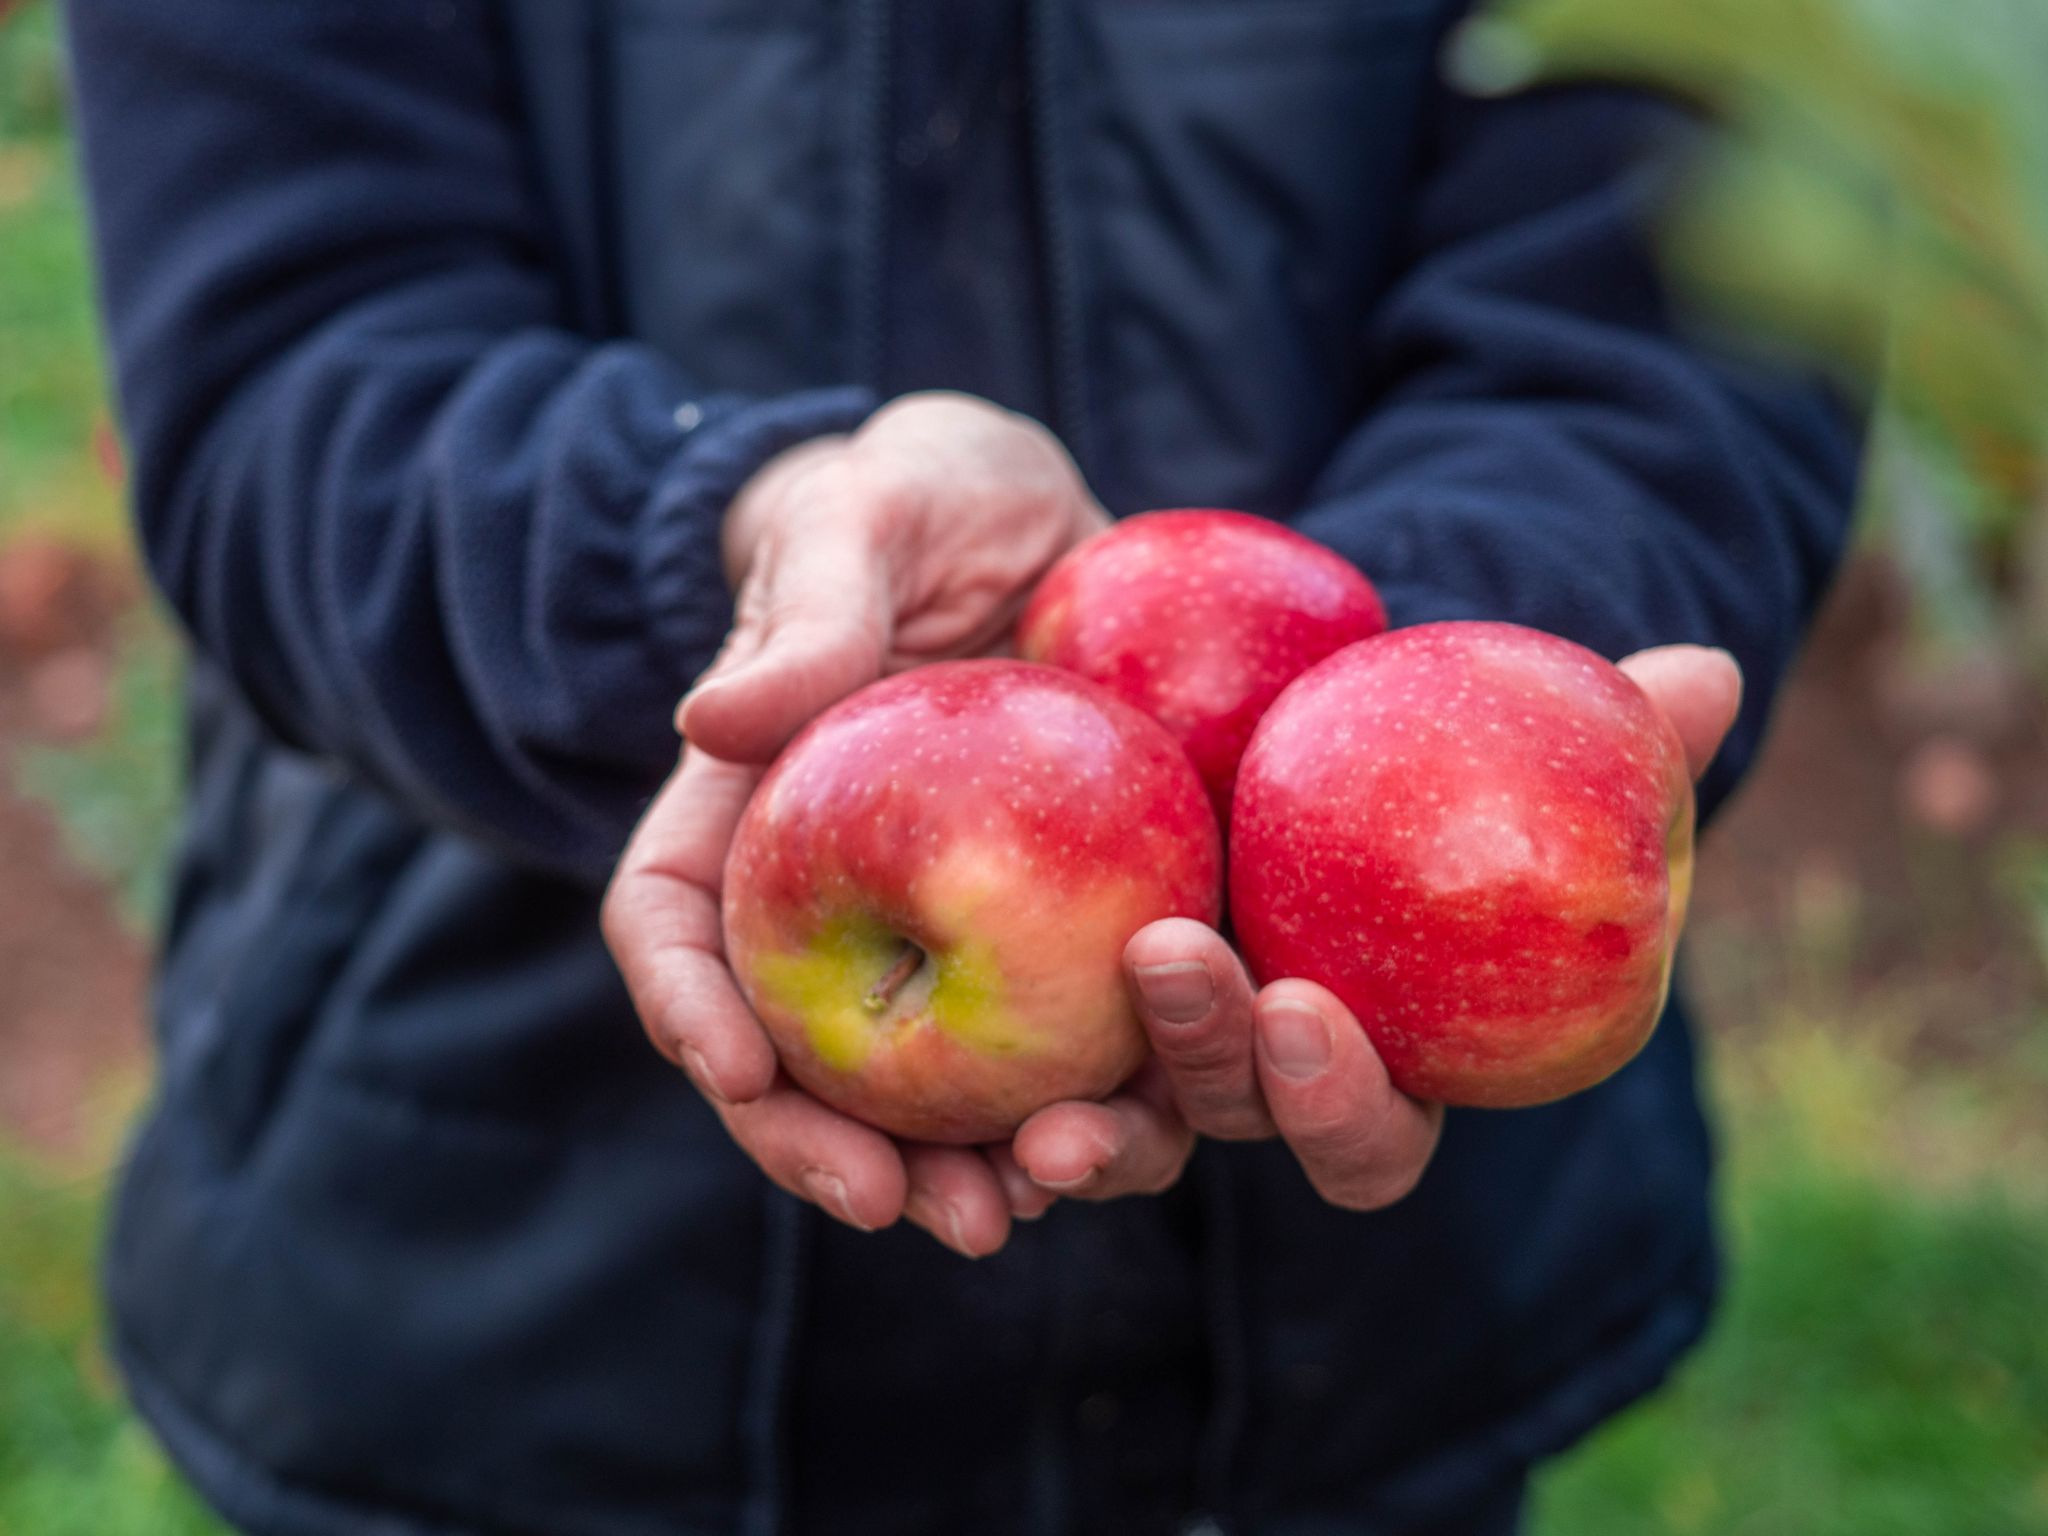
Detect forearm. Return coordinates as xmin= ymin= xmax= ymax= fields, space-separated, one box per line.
xmin=66 ymin=0 xmax=872 ymax=877
xmin=160 ymin=309 xmax=865 ymax=873
xmin=1294 ymin=85 xmax=1862 ymax=817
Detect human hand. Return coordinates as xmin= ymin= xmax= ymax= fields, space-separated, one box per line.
xmin=606 ymin=392 xmax=1123 ymax=1258
xmin=606 ymin=741 xmax=1199 ymax=1257
xmin=1010 ymin=644 xmax=1745 ymax=1212
xmin=677 ymin=390 xmax=1108 ymax=764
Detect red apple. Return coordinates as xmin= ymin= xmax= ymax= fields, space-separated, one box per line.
xmin=722 ymin=659 xmax=1222 ymax=1143
xmin=1017 ymin=509 xmax=1387 ymax=825
xmin=1230 ymin=622 xmax=1694 ymax=1108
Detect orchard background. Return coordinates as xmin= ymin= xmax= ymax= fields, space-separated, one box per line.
xmin=2 ymin=2 xmax=2044 ymax=1531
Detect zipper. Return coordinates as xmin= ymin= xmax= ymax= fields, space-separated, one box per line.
xmin=1029 ymin=0 xmax=1096 ymax=475
xmin=1194 ymin=1150 xmax=1246 ymax=1529
xmin=587 ymin=0 xmax=629 ymax=337
xmin=742 ymin=16 xmax=891 ymax=1526
xmin=851 ymin=0 xmax=893 ymax=392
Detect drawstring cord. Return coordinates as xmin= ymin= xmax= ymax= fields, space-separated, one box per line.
xmin=741 ymin=1189 xmax=813 ymax=1536
xmin=1194 ymin=1149 xmax=1249 ymax=1529
xmin=744 ymin=0 xmax=883 ymax=1526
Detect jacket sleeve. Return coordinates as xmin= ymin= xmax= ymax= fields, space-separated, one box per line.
xmin=1291 ymin=80 xmax=1862 ymax=819
xmin=63 ymin=0 xmax=874 ymax=881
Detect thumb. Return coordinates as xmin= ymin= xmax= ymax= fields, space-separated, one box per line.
xmin=1617 ymin=644 xmax=1744 ymax=783
xmin=679 ymin=509 xmax=894 ymax=764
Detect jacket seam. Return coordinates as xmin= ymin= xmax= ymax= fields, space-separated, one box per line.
xmin=1030 ymin=0 xmax=1095 ymax=473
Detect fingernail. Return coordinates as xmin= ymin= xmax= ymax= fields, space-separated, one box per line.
xmin=1034 ymin=1167 xmax=1100 ymax=1193
xmin=800 ymin=1168 xmax=873 ymax=1231
xmin=679 ymin=1044 xmax=727 ymax=1103
xmin=1259 ymin=998 xmax=1331 ymax=1080
xmin=939 ymin=1201 xmax=974 ymax=1256
xmin=910 ymin=1195 xmax=978 ymax=1257
xmin=676 ymin=669 xmax=744 ymax=732
xmin=995 ymin=1167 xmax=1050 ymax=1220
xmin=1135 ymin=961 xmax=1214 ymax=1024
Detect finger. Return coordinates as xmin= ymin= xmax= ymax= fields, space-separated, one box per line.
xmin=1125 ymin=918 xmax=1275 ymax=1141
xmin=985 ymin=1143 xmax=1057 ymax=1222
xmin=1011 ymin=1062 xmax=1195 ymax=1200
xmin=674 ymin=620 xmax=766 ymax=735
xmin=1618 ymin=644 xmax=1744 ymax=782
xmin=602 ymin=749 xmax=778 ymax=1104
xmin=719 ymin=1077 xmax=909 ymax=1232
xmin=901 ymin=1144 xmax=1015 ymax=1258
xmin=1253 ymin=981 xmax=1444 ymax=1212
xmin=679 ymin=502 xmax=895 ymax=764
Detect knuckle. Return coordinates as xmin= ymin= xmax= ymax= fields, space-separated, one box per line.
xmin=1314 ymin=1153 xmax=1424 ymax=1213
xmin=1094 ymin=1126 xmax=1190 ymax=1200
xmin=1188 ymin=1104 xmax=1276 ymax=1143
xmin=1308 ymin=1158 xmax=1385 ymax=1212
xmin=1148 ymin=1147 xmax=1195 ymax=1195
xmin=597 ymin=883 xmax=634 ymax=958
xmin=1370 ymin=1159 xmax=1428 ymax=1209
xmin=1320 ymin=1182 xmax=1382 ymax=1214
xmin=716 ymin=1101 xmax=769 ymax=1159
xmin=1131 ymin=1130 xmax=1192 ymax=1192
xmin=1110 ymin=1152 xmax=1187 ymax=1201
xmin=635 ymin=996 xmax=677 ymax=1054
xmin=1160 ymin=1027 xmax=1244 ymax=1082
xmin=1287 ymin=1098 xmax=1361 ymax=1149
xmin=862 ymin=392 xmax=934 ymax=433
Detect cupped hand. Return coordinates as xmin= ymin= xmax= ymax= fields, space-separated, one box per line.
xmin=677 ymin=390 xmax=1107 ymax=765
xmin=1011 ymin=643 xmax=1745 ymax=1212
xmin=605 ymin=742 xmax=1183 ymax=1258
xmin=607 ymin=392 xmax=1119 ymax=1259
xmin=611 ymin=442 xmax=1746 ymax=1252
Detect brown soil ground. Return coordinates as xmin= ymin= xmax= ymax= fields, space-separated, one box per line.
xmin=1692 ymin=559 xmax=2048 ymax=1064
xmin=0 ymin=543 xmax=149 ymax=1157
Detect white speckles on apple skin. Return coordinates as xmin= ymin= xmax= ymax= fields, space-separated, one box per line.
xmin=1017 ymin=508 xmax=1387 ymax=825
xmin=722 ymin=659 xmax=1223 ymax=1140
xmin=1231 ymin=621 xmax=1694 ymax=1108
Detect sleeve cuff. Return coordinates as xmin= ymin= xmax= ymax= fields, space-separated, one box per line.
xmin=637 ymin=385 xmax=879 ymax=693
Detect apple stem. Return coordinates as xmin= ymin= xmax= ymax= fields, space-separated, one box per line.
xmin=863 ymin=941 xmax=926 ymax=1013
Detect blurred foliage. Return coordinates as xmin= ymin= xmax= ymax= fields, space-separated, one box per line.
xmin=1455 ymin=0 xmax=2048 ymax=656
xmin=0 ymin=1151 xmax=223 ymax=1536
xmin=14 ymin=611 xmax=184 ymax=929
xmin=1535 ymin=1023 xmax=2048 ymax=1536
xmin=2002 ymin=839 xmax=2048 ymax=993
xmin=0 ymin=0 xmax=65 ymax=140
xmin=4 ymin=0 xmax=2047 ymax=1531
xmin=1 ymin=1020 xmax=2040 ymax=1536
xmin=0 ymin=2 xmax=125 ymax=550
xmin=2 ymin=3 xmax=176 ymax=925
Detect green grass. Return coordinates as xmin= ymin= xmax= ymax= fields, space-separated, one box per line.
xmin=0 ymin=1 xmax=181 ymax=927
xmin=0 ymin=1152 xmax=222 ymax=1536
xmin=1532 ymin=1026 xmax=2048 ymax=1536
xmin=3 ymin=3 xmax=2044 ymax=1531
xmin=0 ymin=2 xmax=124 ymax=549
xmin=1534 ymin=1165 xmax=2048 ymax=1535
xmin=1 ymin=1029 xmax=2042 ymax=1535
